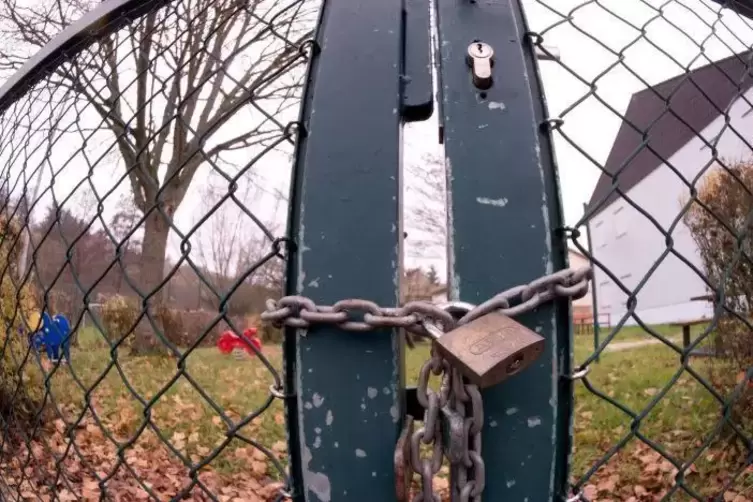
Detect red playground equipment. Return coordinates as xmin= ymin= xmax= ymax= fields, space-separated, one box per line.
xmin=217 ymin=328 xmax=262 ymax=356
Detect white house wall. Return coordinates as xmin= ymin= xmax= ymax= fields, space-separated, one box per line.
xmin=589 ymin=87 xmax=753 ymax=326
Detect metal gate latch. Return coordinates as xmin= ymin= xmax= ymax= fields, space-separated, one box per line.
xmin=467 ymin=41 xmax=494 ymax=89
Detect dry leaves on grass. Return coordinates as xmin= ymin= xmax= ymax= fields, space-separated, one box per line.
xmin=576 ymin=441 xmax=753 ymax=502
xmin=0 ymin=416 xmax=286 ymax=501
xmin=575 ymin=444 xmax=679 ymax=501
xmin=408 ymin=471 xmax=450 ymax=502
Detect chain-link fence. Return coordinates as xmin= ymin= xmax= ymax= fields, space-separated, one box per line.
xmin=3 ymin=0 xmax=753 ymax=499
xmin=526 ymin=0 xmax=753 ymax=499
xmin=0 ymin=0 xmax=319 ymax=498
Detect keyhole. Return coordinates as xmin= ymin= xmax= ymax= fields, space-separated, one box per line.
xmin=476 ymin=42 xmax=484 ymax=54
xmin=506 ymin=354 xmax=525 ymax=375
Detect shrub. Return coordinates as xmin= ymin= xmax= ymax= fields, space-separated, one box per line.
xmin=0 ymin=215 xmax=43 ymax=428
xmin=170 ymin=310 xmax=277 ymax=347
xmin=99 ymin=295 xmax=139 ymax=351
xmin=100 ymin=297 xmax=193 ymax=351
xmin=176 ymin=310 xmax=220 ymax=346
xmin=684 ymin=160 xmax=753 ymax=426
xmin=155 ymin=305 xmax=185 ymax=346
xmin=98 ymin=299 xmax=282 ymax=350
xmin=248 ymin=315 xmax=282 ymax=344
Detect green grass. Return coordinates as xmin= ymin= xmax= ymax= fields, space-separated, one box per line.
xmin=75 ymin=325 xmax=108 ymax=350
xmin=29 ymin=323 xmax=750 ymax=497
xmin=573 ymin=322 xmax=717 ymax=355
xmin=571 ymin=324 xmax=753 ymax=499
xmin=43 ymin=331 xmax=286 ymax=477
xmin=572 ymin=344 xmax=713 ymax=482
xmin=577 ymin=322 xmax=681 ymax=344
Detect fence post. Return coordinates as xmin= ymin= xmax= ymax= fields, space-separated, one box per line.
xmin=283 ymin=0 xmax=404 ymax=500
xmin=435 ymin=0 xmax=571 ymax=499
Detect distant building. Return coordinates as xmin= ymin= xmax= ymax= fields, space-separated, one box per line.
xmin=585 ymin=54 xmax=751 ymax=324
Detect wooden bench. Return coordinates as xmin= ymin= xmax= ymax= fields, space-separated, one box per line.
xmin=672 ymin=293 xmax=719 ymax=356
xmin=572 ymin=312 xmax=610 ymax=335
xmin=670 ymin=318 xmax=710 ymax=352
xmin=573 ymin=311 xmax=592 ymax=335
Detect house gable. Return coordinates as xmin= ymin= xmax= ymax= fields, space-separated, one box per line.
xmin=586 ymin=53 xmax=753 ymax=218
xmin=588 ymin=84 xmax=753 ymax=324
xmin=711 ymin=0 xmax=753 ymax=19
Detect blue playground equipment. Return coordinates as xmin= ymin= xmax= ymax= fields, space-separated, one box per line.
xmin=30 ymin=312 xmax=71 ymax=363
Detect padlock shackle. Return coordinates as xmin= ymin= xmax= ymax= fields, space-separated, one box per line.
xmin=421 ymin=301 xmax=477 ymax=340
xmin=436 ymin=301 xmax=477 ymax=317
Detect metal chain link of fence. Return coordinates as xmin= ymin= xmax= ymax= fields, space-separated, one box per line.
xmin=527 ymin=0 xmax=753 ymax=499
xmin=262 ymin=266 xmax=592 ymax=502
xmin=0 ymin=0 xmax=319 ymax=499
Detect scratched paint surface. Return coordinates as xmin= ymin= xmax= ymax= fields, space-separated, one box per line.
xmin=436 ymin=0 xmax=571 ymax=499
xmin=283 ymin=0 xmax=404 ymax=500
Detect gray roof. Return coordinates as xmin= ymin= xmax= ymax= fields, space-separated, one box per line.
xmin=586 ymin=52 xmax=753 ymax=218
xmin=711 ymin=0 xmax=753 ymax=18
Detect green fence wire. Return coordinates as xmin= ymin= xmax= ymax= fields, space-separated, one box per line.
xmin=0 ymin=0 xmax=318 ymax=499
xmin=3 ymin=0 xmax=753 ymax=499
xmin=527 ymin=0 xmax=753 ymax=499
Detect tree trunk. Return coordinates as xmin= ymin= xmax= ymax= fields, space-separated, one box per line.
xmin=131 ymin=210 xmax=171 ymax=355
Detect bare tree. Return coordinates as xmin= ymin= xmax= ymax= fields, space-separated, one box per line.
xmin=109 ymin=193 xmax=142 ymax=249
xmin=0 ymin=0 xmax=314 ymax=352
xmin=404 ymin=153 xmax=446 ymax=258
xmin=195 ymin=181 xmax=284 ymax=315
xmin=14 ymin=93 xmax=73 ymax=283
xmin=72 ymin=187 xmax=99 ymax=222
xmin=104 ymin=194 xmax=143 ymax=296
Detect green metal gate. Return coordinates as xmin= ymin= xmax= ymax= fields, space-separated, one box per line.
xmin=277 ymin=0 xmax=576 ymax=500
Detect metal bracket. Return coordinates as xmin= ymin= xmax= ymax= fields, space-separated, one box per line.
xmin=535 ymin=44 xmax=560 ymax=61
xmin=401 ymin=0 xmax=433 ymax=122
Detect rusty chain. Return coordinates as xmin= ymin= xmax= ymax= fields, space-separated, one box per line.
xmin=262 ymin=265 xmax=593 ymax=501
xmin=447 ymin=368 xmax=485 ymax=502
xmin=409 ymin=347 xmax=486 ymax=502
xmin=261 ymin=266 xmax=593 ymax=335
xmin=412 ymin=347 xmax=450 ymax=502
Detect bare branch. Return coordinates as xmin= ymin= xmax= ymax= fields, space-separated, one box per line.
xmin=405 ymin=153 xmax=447 ymax=257
xmin=0 ymin=0 xmax=316 ymax=351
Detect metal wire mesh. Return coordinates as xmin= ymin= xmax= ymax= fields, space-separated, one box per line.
xmin=524 ymin=0 xmax=753 ymax=499
xmin=0 ymin=0 xmax=318 ymax=499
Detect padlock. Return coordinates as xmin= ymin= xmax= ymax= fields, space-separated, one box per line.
xmin=394 ymin=416 xmax=414 ymax=502
xmin=424 ymin=308 xmax=545 ymax=388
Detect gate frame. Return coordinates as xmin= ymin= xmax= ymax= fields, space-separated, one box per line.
xmin=434 ymin=0 xmax=572 ymax=499
xmin=283 ymin=0 xmax=407 ymax=500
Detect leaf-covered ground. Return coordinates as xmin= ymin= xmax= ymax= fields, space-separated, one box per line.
xmin=571 ymin=326 xmax=753 ymax=501
xmin=0 ymin=326 xmax=750 ymax=500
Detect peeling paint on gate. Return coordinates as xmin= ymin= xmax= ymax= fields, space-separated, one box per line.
xmin=284 ymin=0 xmax=405 ymax=498
xmin=436 ymin=0 xmax=571 ymax=498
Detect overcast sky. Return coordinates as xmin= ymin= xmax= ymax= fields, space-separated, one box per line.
xmin=4 ymin=0 xmax=753 ymax=284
